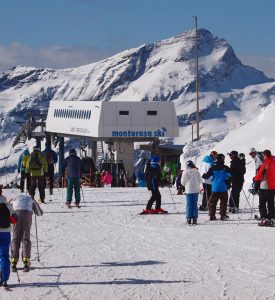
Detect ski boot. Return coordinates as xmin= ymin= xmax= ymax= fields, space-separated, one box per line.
xmin=209 ymin=216 xmax=216 ymax=221
xmin=192 ymin=218 xmax=197 ymax=225
xmin=75 ymin=202 xmax=80 ymax=208
xmin=258 ymin=218 xmax=269 ymax=226
xmin=23 ymin=258 xmax=30 ymax=272
xmin=187 ymin=218 xmax=192 ymax=225
xmin=141 ymin=209 xmax=156 ymax=214
xmin=66 ymin=201 xmax=72 ymax=208
xmin=11 ymin=264 xmax=17 ymax=272
xmin=154 ymin=208 xmax=168 ymax=214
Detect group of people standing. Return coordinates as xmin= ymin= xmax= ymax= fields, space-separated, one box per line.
xmin=179 ymin=147 xmax=275 ymax=226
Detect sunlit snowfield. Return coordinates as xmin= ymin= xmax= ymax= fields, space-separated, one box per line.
xmin=1 ymin=186 xmax=275 ymax=300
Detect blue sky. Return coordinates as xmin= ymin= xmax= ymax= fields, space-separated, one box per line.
xmin=0 ymin=0 xmax=275 ymax=77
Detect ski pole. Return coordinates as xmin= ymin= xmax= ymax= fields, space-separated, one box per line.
xmin=168 ymin=186 xmax=178 ymax=213
xmin=60 ymin=177 xmax=64 ymax=208
xmin=80 ymin=185 xmax=85 ymax=205
xmin=15 ymin=268 xmax=20 ymax=284
xmin=34 ymin=214 xmax=40 ymax=262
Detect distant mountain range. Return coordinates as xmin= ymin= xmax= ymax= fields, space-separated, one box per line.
xmin=0 ymin=28 xmax=274 ymax=174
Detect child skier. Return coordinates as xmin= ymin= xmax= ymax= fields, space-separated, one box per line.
xmin=181 ymin=160 xmax=202 ymax=224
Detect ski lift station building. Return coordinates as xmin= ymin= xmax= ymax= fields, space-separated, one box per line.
xmin=46 ymin=100 xmax=179 ymax=175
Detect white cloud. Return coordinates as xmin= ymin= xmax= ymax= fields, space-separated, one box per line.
xmin=238 ymin=54 xmax=275 ymax=80
xmin=0 ymin=43 xmax=117 ymax=73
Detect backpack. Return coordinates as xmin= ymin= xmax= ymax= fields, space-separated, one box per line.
xmin=29 ymin=153 xmax=42 ymax=170
xmin=0 ymin=203 xmax=10 ymax=228
xmin=44 ymin=150 xmax=54 ymax=164
xmin=21 ymin=154 xmax=30 ymax=168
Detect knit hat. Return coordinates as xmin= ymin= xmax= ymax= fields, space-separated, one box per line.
xmin=217 ymin=153 xmax=225 ymax=162
xmin=69 ymin=149 xmax=77 ymax=155
xmin=249 ymin=147 xmax=256 ymax=154
xmin=186 ymin=160 xmax=196 ymax=168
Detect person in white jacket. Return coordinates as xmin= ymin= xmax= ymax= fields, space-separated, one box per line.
xmin=10 ymin=194 xmax=43 ymax=272
xmin=181 ymin=160 xmax=202 ymax=225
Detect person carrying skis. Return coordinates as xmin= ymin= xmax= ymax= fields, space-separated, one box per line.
xmin=17 ymin=148 xmax=31 ymax=193
xmin=202 ymin=153 xmax=232 ymax=221
xmin=254 ymin=149 xmax=275 ymax=226
xmin=199 ymin=150 xmax=218 ymax=210
xmin=10 ymin=194 xmax=43 ymax=272
xmin=0 ymin=185 xmax=17 ymax=289
xmin=62 ymin=149 xmax=82 ymax=208
xmin=181 ymin=160 xmax=202 ymax=225
xmin=26 ymin=146 xmax=48 ymax=203
xmin=228 ymin=150 xmax=246 ymax=213
xmin=42 ymin=144 xmax=58 ymax=195
xmin=142 ymin=155 xmax=166 ymax=214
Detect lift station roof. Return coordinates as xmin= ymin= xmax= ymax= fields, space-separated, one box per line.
xmin=46 ymin=101 xmax=179 ymax=140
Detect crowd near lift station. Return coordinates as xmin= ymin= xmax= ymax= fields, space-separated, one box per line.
xmin=45 ymin=100 xmax=179 ymax=184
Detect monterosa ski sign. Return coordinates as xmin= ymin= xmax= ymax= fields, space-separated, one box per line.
xmin=112 ymin=127 xmax=167 ymax=138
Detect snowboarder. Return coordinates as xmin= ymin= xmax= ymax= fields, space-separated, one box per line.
xmin=26 ymin=146 xmax=48 ymax=203
xmin=0 ymin=185 xmax=17 ymax=289
xmin=10 ymin=194 xmax=43 ymax=272
xmin=62 ymin=149 xmax=82 ymax=207
xmin=17 ymin=148 xmax=31 ymax=193
xmin=142 ymin=155 xmax=167 ymax=214
xmin=199 ymin=151 xmax=218 ymax=210
xmin=254 ymin=150 xmax=275 ymax=226
xmin=42 ymin=144 xmax=58 ymax=195
xmin=228 ymin=150 xmax=246 ymax=213
xmin=181 ymin=160 xmax=202 ymax=224
xmin=202 ymin=153 xmax=232 ymax=221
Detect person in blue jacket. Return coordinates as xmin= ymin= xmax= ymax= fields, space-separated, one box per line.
xmin=202 ymin=153 xmax=232 ymax=221
xmin=143 ymin=155 xmax=167 ymax=214
xmin=17 ymin=148 xmax=31 ymax=193
xmin=62 ymin=149 xmax=82 ymax=207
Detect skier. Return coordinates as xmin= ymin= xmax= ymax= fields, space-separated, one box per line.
xmin=26 ymin=146 xmax=48 ymax=203
xmin=228 ymin=150 xmax=246 ymax=213
xmin=199 ymin=151 xmax=218 ymax=211
xmin=17 ymin=148 xmax=31 ymax=193
xmin=0 ymin=185 xmax=17 ymax=289
xmin=62 ymin=149 xmax=82 ymax=208
xmin=254 ymin=150 xmax=275 ymax=226
xmin=42 ymin=144 xmax=58 ymax=195
xmin=10 ymin=194 xmax=43 ymax=272
xmin=248 ymin=147 xmax=264 ymax=195
xmin=142 ymin=155 xmax=167 ymax=214
xmin=202 ymin=153 xmax=232 ymax=221
xmin=181 ymin=160 xmax=202 ymax=225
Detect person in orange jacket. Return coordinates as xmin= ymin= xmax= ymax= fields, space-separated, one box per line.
xmin=254 ymin=149 xmax=275 ymax=226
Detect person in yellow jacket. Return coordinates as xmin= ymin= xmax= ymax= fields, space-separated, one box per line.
xmin=25 ymin=146 xmax=48 ymax=203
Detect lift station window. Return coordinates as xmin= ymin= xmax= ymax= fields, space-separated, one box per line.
xmin=119 ymin=111 xmax=129 ymax=116
xmin=54 ymin=109 xmax=91 ymax=120
xmin=147 ymin=110 xmax=157 ymax=116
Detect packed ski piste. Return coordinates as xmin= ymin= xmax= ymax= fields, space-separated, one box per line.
xmin=1 ymin=142 xmax=275 ymax=299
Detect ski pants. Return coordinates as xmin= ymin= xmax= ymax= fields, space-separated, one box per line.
xmin=0 ymin=232 xmax=11 ymax=283
xmin=11 ymin=210 xmax=32 ymax=261
xmin=30 ymin=176 xmax=45 ymax=201
xmin=67 ymin=177 xmax=81 ymax=203
xmin=44 ymin=164 xmax=55 ymax=191
xmin=202 ymin=183 xmax=212 ymax=208
xmin=229 ymin=181 xmax=244 ymax=209
xmin=208 ymin=191 xmax=228 ymax=218
xmin=186 ymin=193 xmax=199 ymax=219
xmin=259 ymin=189 xmax=275 ymax=220
xmin=20 ymin=171 xmax=31 ymax=192
xmin=146 ymin=189 xmax=161 ymax=209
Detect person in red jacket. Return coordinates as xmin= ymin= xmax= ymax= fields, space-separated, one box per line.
xmin=254 ymin=149 xmax=275 ymax=226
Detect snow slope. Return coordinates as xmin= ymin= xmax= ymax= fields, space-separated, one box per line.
xmin=1 ymin=187 xmax=275 ymax=300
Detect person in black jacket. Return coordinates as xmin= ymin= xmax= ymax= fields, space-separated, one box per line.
xmin=228 ymin=150 xmax=246 ymax=213
xmin=142 ymin=155 xmax=167 ymax=214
